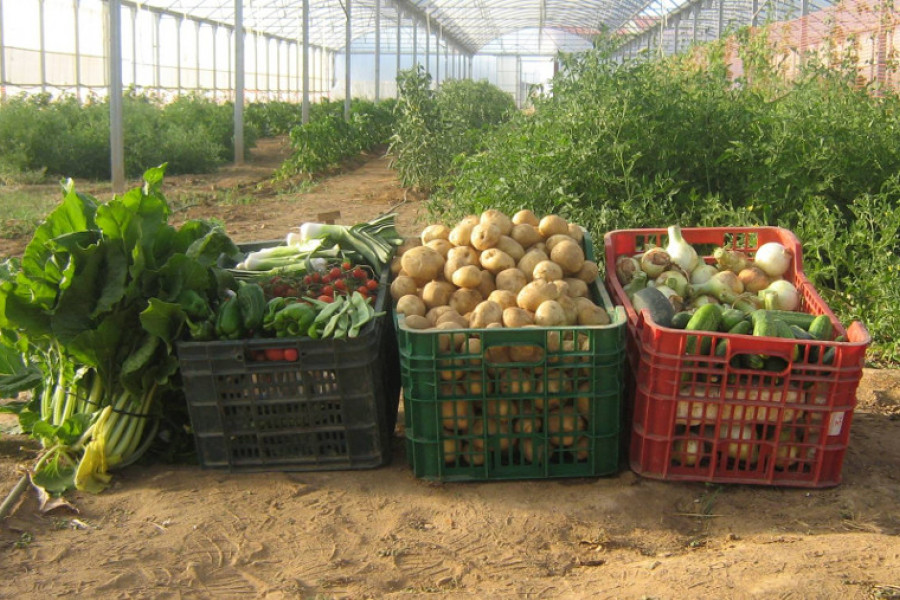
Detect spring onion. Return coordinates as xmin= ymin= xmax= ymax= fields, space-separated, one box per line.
xmin=666 ymin=225 xmax=699 ymax=272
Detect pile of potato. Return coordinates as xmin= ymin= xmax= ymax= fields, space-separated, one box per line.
xmin=391 ymin=208 xmax=610 ymax=330
xmin=393 ymin=209 xmax=615 ymax=468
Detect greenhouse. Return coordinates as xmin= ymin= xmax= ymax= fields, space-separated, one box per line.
xmin=1 ymin=1 xmax=899 ymax=599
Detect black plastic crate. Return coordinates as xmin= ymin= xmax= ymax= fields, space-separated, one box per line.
xmin=176 ymin=265 xmax=401 ymax=472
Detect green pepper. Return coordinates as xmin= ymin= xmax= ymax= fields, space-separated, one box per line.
xmin=214 ymin=297 xmax=244 ymax=339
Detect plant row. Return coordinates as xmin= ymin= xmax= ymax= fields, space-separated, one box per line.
xmin=0 ymin=91 xmax=260 ymax=181
xmin=420 ymin=33 xmax=900 ymax=365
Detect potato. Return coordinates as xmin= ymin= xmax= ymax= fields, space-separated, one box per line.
xmin=549 ymin=279 xmax=570 ymax=298
xmin=470 ymin=223 xmax=501 ymax=251
xmin=512 ymin=209 xmax=540 ymax=227
xmin=469 ymin=300 xmax=503 ymax=328
xmin=479 ymin=248 xmax=516 ymax=275
xmin=509 ymin=345 xmax=544 ymax=362
xmin=421 ymin=224 xmax=451 ymax=245
xmin=462 ymin=371 xmax=487 ymax=395
xmin=444 ymin=246 xmax=479 ymax=280
xmin=435 ymin=309 xmax=468 ymax=329
xmin=577 ymin=301 xmax=610 ymax=326
xmin=479 ymin=209 xmax=513 ymax=236
xmin=426 ymin=305 xmax=455 ymax=326
xmin=396 ymin=237 xmax=422 ymax=257
xmin=486 ymin=290 xmax=517 ymax=310
xmin=563 ymin=277 xmax=589 ymax=298
xmin=485 ymin=398 xmax=519 ymax=418
xmin=459 ymin=337 xmax=483 ymax=365
xmin=545 ymin=234 xmax=574 ymax=252
xmin=497 ymin=368 xmax=532 ymax=395
xmin=471 ymin=419 xmax=510 ymax=451
xmin=517 ymin=279 xmax=559 ymax=312
xmin=510 ymin=224 xmax=543 ymax=249
xmin=421 ymin=281 xmax=456 ymax=310
xmin=451 ymin=264 xmax=483 ymax=289
xmin=396 ymin=294 xmax=427 ymax=318
xmin=390 ymin=275 xmax=418 ymax=300
xmin=494 ymin=268 xmax=528 ymax=294
xmin=448 ymin=215 xmax=479 ymax=246
xmin=476 ymin=269 xmax=496 ymax=299
xmin=402 ymin=314 xmax=432 ymax=330
xmin=567 ymin=223 xmax=585 ymax=245
xmin=436 ymin=321 xmax=468 ymax=353
xmin=534 ymin=300 xmax=567 ymax=327
xmin=401 ymin=246 xmax=445 ymax=286
xmin=426 ymin=238 xmax=454 ymax=258
xmin=441 ymin=399 xmax=471 ymax=431
xmin=576 ymin=260 xmax=600 ymax=284
xmin=538 ymin=215 xmax=569 ymax=238
xmin=550 ymin=239 xmax=586 ymax=275
xmin=443 ymin=438 xmax=463 ymax=464
xmin=495 ymin=236 xmax=525 ymax=262
xmin=556 ymin=295 xmax=579 ymax=326
xmin=502 ymin=306 xmax=534 ymax=328
xmin=533 ymin=260 xmax=564 ymax=282
xmin=547 ymin=410 xmax=585 ymax=446
xmin=449 ymin=288 xmax=483 ymax=316
xmin=390 ymin=256 xmax=403 ymax=278
xmin=517 ymin=248 xmax=549 ymax=282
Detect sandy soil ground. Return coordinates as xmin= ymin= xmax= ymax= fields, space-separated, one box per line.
xmin=1 ymin=139 xmax=898 ymax=600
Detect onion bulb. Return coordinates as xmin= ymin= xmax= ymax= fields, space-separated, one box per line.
xmin=737 ymin=266 xmax=771 ymax=293
xmin=615 ymin=255 xmax=641 ymax=284
xmin=689 ymin=270 xmax=744 ymax=303
xmin=690 ymin=263 xmax=719 ymax=285
xmin=758 ymin=279 xmax=800 ymax=311
xmin=713 ymin=247 xmax=752 ymax=273
xmin=639 ymin=247 xmax=671 ymax=278
xmin=754 ymin=242 xmax=793 ymax=277
xmin=666 ymin=225 xmax=699 ymax=272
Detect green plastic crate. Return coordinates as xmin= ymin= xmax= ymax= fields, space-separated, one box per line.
xmin=397 ymin=233 xmax=628 ymax=481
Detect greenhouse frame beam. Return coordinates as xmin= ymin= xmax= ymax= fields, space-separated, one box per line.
xmin=0 ymin=0 xmax=5 ymax=101
xmin=235 ymin=0 xmax=245 ymax=165
xmin=302 ymin=0 xmax=309 ymax=123
xmin=109 ymin=0 xmax=125 ymax=193
xmin=375 ymin=0 xmax=381 ymax=100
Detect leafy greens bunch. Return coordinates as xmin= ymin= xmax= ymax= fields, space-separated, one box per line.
xmin=0 ymin=166 xmax=240 ymax=494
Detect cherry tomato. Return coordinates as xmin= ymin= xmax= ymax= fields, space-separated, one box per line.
xmin=341 ymin=261 xmax=352 ymax=271
xmin=357 ymin=286 xmax=369 ymax=297
xmin=329 ymin=267 xmax=342 ymax=279
xmin=251 ymin=350 xmax=266 ymax=362
xmin=321 ymin=285 xmax=334 ymax=296
xmin=365 ymin=279 xmax=378 ymax=291
xmin=352 ymin=267 xmax=366 ymax=279
xmin=334 ymin=279 xmax=347 ymax=291
xmin=311 ymin=272 xmax=321 ymax=283
xmin=317 ymin=294 xmax=334 ymax=303
xmin=322 ymin=274 xmax=332 ymax=284
xmin=303 ymin=275 xmax=312 ymax=285
xmin=283 ymin=348 xmax=299 ymax=362
xmin=264 ymin=348 xmax=285 ymax=361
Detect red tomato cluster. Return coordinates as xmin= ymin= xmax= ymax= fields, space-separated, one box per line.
xmin=250 ymin=347 xmax=300 ymax=362
xmin=261 ymin=261 xmax=379 ymax=303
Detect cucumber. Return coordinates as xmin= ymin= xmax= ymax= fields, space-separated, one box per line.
xmin=719 ymin=308 xmax=748 ymax=332
xmin=685 ymin=304 xmax=722 ymax=355
xmin=759 ymin=309 xmax=816 ymax=330
xmin=632 ymin=286 xmax=676 ymax=327
xmin=808 ymin=314 xmax=834 ymax=341
xmin=670 ymin=311 xmax=693 ymax=329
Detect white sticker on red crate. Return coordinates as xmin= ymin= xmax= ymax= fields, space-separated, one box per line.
xmin=827 ymin=411 xmax=846 ymax=436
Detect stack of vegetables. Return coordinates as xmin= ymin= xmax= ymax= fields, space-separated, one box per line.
xmin=615 ymin=225 xmax=841 ymax=371
xmin=186 ymin=213 xmax=404 ymax=349
xmin=393 ymin=209 xmax=624 ymax=476
xmin=0 ymin=167 xmax=244 ymax=494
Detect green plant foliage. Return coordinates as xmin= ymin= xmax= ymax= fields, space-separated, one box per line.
xmin=276 ymin=98 xmax=395 ymax=178
xmin=389 ymin=66 xmax=515 ymax=192
xmin=425 ymin=33 xmax=900 ymax=364
xmin=0 ymin=91 xmax=259 ymax=180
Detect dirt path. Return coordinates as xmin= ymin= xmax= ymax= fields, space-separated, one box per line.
xmin=1 ymin=140 xmax=899 ymax=600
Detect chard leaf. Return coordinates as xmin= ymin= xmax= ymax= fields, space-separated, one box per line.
xmin=32 ymin=447 xmax=77 ymax=494
xmin=140 ymin=299 xmax=186 ymax=345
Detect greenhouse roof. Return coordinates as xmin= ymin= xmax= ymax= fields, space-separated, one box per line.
xmin=128 ymin=0 xmax=843 ymax=56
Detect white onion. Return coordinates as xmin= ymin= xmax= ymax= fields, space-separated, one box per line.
xmin=759 ymin=279 xmax=800 ymax=311
xmin=666 ymin=225 xmax=699 ymax=272
xmin=690 ymin=263 xmax=719 ymax=285
xmin=754 ymin=242 xmax=793 ymax=277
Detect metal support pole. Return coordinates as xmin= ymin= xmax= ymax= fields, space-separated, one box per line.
xmin=444 ymin=35 xmax=448 ymax=80
xmin=412 ymin=19 xmax=417 ymax=65
xmin=344 ymin=0 xmax=351 ymax=121
xmin=176 ymin=16 xmax=182 ymax=94
xmin=425 ymin=16 xmax=430 ymax=78
xmin=213 ymin=25 xmax=218 ymax=98
xmin=673 ymin=17 xmax=679 ymax=54
xmin=154 ymin=12 xmax=161 ymax=96
xmin=374 ymin=0 xmax=380 ymax=101
xmin=751 ymin=0 xmax=759 ymax=28
xmin=234 ymin=0 xmax=244 ymax=165
xmin=195 ymin=21 xmax=201 ymax=92
xmin=108 ymin=0 xmax=125 ymax=192
xmin=74 ymin=0 xmax=81 ymax=101
xmin=39 ymin=0 xmax=46 ymax=93
xmin=693 ymin=5 xmax=699 ymax=44
xmin=396 ymin=8 xmax=401 ymax=83
xmin=468 ymin=55 xmax=472 ymax=79
xmin=718 ymin=0 xmax=724 ymax=39
xmin=131 ymin=5 xmax=137 ymax=88
xmin=302 ymin=0 xmax=309 ymax=123
xmin=435 ymin=27 xmax=440 ymax=85
xmin=0 ymin=0 xmax=5 ymax=101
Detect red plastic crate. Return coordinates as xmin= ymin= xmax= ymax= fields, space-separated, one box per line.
xmin=604 ymin=226 xmax=871 ymax=487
